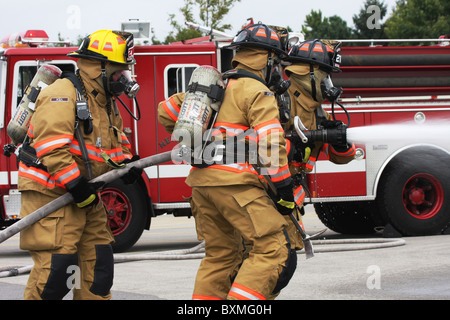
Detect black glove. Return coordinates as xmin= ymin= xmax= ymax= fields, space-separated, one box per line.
xmin=275 ymin=184 xmax=295 ymax=216
xmin=321 ymin=119 xmax=343 ymax=129
xmin=285 ymin=137 xmax=295 ymax=162
xmin=120 ymin=155 xmax=143 ymax=184
xmin=321 ymin=120 xmax=349 ymax=150
xmin=66 ymin=176 xmax=104 ymax=209
xmin=332 ymin=143 xmax=352 ymax=153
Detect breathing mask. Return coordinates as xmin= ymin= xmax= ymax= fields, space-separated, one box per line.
xmin=321 ymin=75 xmax=342 ymax=102
xmin=268 ymin=64 xmax=290 ymax=95
xmin=267 ymin=63 xmax=291 ymax=125
xmin=109 ymin=70 xmax=140 ymax=99
xmin=103 ymin=67 xmax=141 ymax=121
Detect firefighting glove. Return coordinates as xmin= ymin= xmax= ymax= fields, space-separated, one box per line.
xmin=321 ymin=119 xmax=342 ymax=129
xmin=321 ymin=120 xmax=349 ymax=151
xmin=120 ymin=155 xmax=143 ymax=184
xmin=67 ymin=176 xmax=104 ymax=209
xmin=275 ymin=184 xmax=296 ymax=216
xmin=285 ymin=137 xmax=295 ymax=162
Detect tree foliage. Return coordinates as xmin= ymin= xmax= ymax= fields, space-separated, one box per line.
xmin=165 ymin=0 xmax=241 ymax=43
xmin=301 ymin=10 xmax=352 ymax=40
xmin=385 ymin=0 xmax=450 ymax=41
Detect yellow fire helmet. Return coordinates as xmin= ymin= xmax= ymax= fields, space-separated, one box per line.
xmin=68 ymin=29 xmax=135 ymax=65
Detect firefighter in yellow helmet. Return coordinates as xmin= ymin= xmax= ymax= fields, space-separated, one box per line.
xmin=158 ymin=24 xmax=297 ymax=300
xmin=18 ymin=29 xmax=140 ymax=300
xmin=283 ymin=39 xmax=356 ymax=213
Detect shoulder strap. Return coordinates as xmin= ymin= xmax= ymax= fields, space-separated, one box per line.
xmin=61 ymin=71 xmax=93 ymax=131
xmin=314 ymin=106 xmax=327 ymax=129
xmin=61 ymin=71 xmax=83 ymax=98
xmin=61 ymin=71 xmax=94 ymax=180
xmin=222 ymin=69 xmax=267 ymax=87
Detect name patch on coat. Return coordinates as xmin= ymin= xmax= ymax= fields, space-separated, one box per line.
xmin=50 ymin=97 xmax=69 ymax=102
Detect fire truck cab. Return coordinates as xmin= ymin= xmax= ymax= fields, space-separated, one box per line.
xmin=0 ymin=30 xmax=449 ymax=253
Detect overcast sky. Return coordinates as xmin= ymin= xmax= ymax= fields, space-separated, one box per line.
xmin=1 ymin=0 xmax=399 ymax=43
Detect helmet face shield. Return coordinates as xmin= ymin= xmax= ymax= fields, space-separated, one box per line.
xmin=112 ymin=30 xmax=135 ymax=64
xmin=233 ymin=29 xmax=249 ymax=44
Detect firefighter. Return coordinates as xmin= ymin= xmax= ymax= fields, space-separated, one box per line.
xmin=283 ymin=39 xmax=356 ymax=214
xmin=158 ymin=24 xmax=297 ymax=300
xmin=18 ymin=29 xmax=139 ymax=300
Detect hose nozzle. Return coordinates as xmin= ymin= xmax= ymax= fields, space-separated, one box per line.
xmin=288 ymin=116 xmax=348 ymax=147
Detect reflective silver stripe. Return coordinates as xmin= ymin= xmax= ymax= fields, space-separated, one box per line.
xmin=55 ymin=166 xmax=80 ymax=184
xmin=108 ymin=150 xmax=124 ymax=159
xmin=223 ymin=163 xmax=246 ymax=170
xmin=121 ymin=134 xmax=131 ymax=146
xmin=229 ymin=286 xmax=262 ymax=300
xmin=34 ymin=138 xmax=72 ymax=155
xmin=268 ymin=167 xmax=290 ymax=180
xmin=19 ymin=165 xmax=56 ymax=186
xmin=294 ymin=186 xmax=305 ymax=204
xmin=166 ymin=98 xmax=179 ymax=118
xmin=255 ymin=123 xmax=282 ymax=137
xmin=212 ymin=125 xmax=248 ymax=136
xmin=307 ymin=158 xmax=316 ymax=168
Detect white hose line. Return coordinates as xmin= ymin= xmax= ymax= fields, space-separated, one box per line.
xmin=114 ymin=241 xmax=206 ymax=263
xmin=0 ymin=238 xmax=405 ymax=278
xmin=311 ymin=238 xmax=406 ymax=253
xmin=0 ymin=265 xmax=33 ymax=278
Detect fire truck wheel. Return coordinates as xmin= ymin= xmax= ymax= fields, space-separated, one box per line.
xmin=377 ymin=150 xmax=450 ymax=236
xmin=313 ymin=201 xmax=380 ymax=234
xmin=100 ymin=179 xmax=149 ymax=253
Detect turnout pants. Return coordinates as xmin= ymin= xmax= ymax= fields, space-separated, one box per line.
xmin=190 ymin=185 xmax=297 ymax=300
xmin=19 ymin=190 xmax=114 ymax=300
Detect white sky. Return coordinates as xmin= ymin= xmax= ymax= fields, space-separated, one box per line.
xmin=0 ymin=0 xmax=399 ymax=43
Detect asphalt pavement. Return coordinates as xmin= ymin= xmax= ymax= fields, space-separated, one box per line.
xmin=1 ymin=206 xmax=450 ymax=302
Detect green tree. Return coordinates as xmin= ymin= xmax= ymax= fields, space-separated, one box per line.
xmin=385 ymin=0 xmax=450 ymax=42
xmin=301 ymin=9 xmax=353 ymax=40
xmin=352 ymin=0 xmax=388 ymax=39
xmin=165 ymin=0 xmax=240 ymax=43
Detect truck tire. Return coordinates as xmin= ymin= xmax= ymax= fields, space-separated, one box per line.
xmin=100 ymin=180 xmax=149 ymax=253
xmin=377 ymin=149 xmax=450 ymax=236
xmin=314 ymin=201 xmax=379 ymax=234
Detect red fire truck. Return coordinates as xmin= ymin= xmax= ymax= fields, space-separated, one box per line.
xmin=0 ymin=30 xmax=449 ymax=252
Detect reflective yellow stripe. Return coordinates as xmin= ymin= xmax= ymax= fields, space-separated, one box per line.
xmin=76 ymin=194 xmax=96 ymax=208
xmin=277 ymin=198 xmax=295 ymax=209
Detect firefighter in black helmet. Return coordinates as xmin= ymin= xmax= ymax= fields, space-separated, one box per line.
xmin=158 ymin=23 xmax=297 ymax=300
xmin=283 ymin=39 xmax=356 ymax=222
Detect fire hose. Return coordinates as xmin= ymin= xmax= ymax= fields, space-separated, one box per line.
xmin=0 ymin=238 xmax=406 ymax=278
xmin=0 ymin=145 xmax=406 ymax=278
xmin=0 ymin=150 xmax=173 ymax=245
